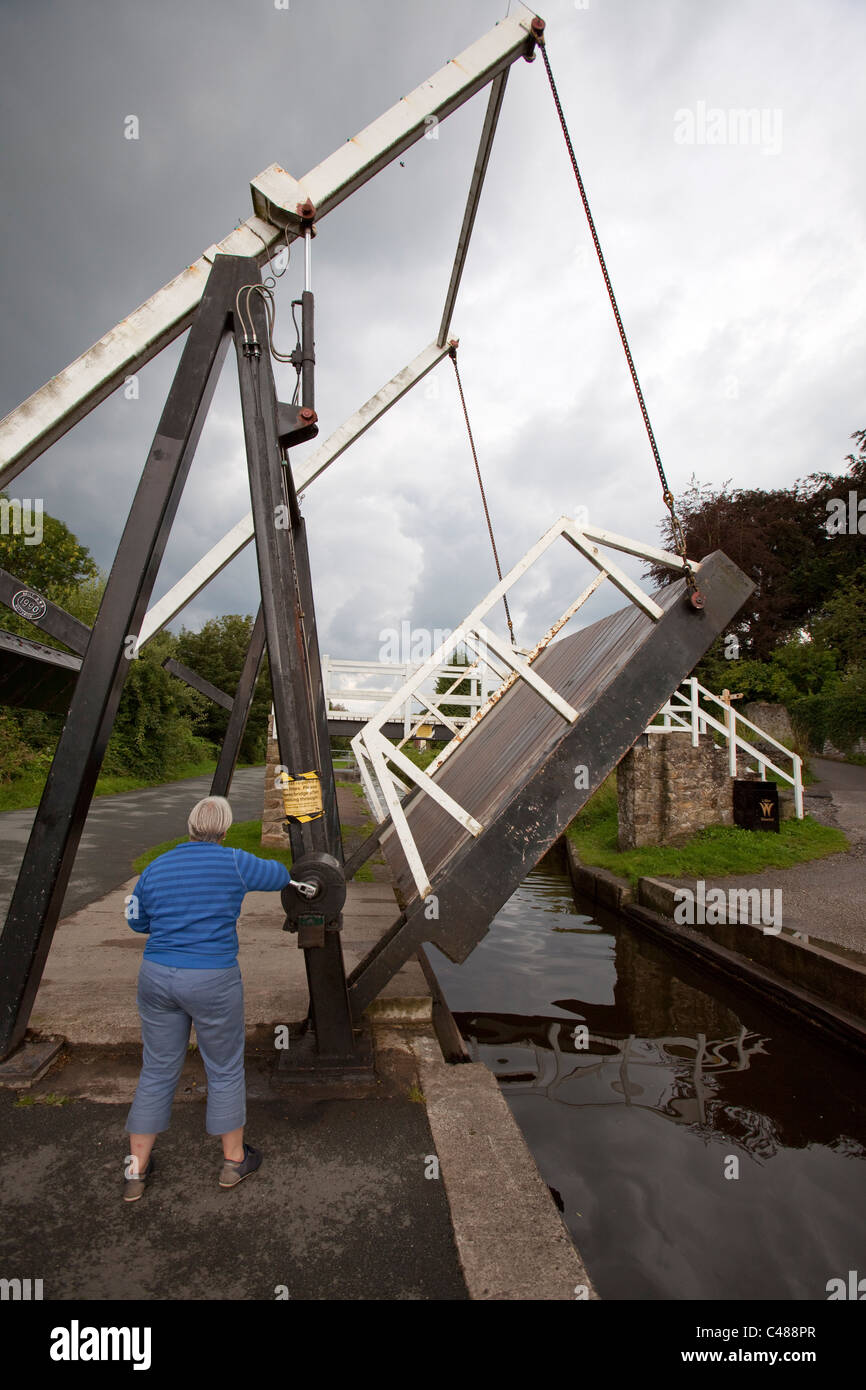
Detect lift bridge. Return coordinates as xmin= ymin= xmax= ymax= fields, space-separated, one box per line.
xmin=0 ymin=13 xmax=754 ymax=1070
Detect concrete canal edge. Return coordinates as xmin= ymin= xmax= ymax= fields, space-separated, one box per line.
xmin=562 ymin=838 xmax=866 ymax=1051
xmin=374 ymin=1023 xmax=598 ymax=1301
xmin=371 ymin=943 xmax=599 ymax=1300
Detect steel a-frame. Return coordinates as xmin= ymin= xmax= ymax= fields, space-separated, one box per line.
xmin=0 ymin=12 xmax=545 ymax=1060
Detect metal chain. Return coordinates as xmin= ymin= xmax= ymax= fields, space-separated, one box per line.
xmin=537 ymin=37 xmax=697 ymax=590
xmin=449 ymin=346 xmax=518 ymax=647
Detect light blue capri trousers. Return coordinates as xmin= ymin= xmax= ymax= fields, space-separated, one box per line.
xmin=126 ymin=959 xmax=246 ymax=1136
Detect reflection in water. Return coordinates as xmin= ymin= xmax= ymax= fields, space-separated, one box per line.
xmin=477 ymin=1019 xmax=780 ymax=1156
xmin=427 ymin=850 xmax=866 ymax=1301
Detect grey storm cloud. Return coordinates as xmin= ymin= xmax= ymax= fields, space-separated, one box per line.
xmin=2 ymin=0 xmax=864 ymax=663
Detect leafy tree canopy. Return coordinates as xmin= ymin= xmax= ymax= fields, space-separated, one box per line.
xmin=649 ymin=429 xmax=866 ymax=661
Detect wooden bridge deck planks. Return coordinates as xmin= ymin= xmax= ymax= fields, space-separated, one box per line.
xmin=380 ymin=574 xmax=686 ymax=909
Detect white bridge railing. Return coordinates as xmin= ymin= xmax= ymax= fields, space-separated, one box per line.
xmin=646 ymin=677 xmax=804 ymax=818
xmin=323 ymin=657 xmax=487 ymax=740
xmin=347 ymin=518 xmax=693 ymax=899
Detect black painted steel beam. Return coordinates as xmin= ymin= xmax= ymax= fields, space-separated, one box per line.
xmin=210 ymin=607 xmax=266 ymax=798
xmin=0 ymin=567 xmax=90 ymax=656
xmin=0 ymin=629 xmax=81 ymax=714
xmin=0 ymin=255 xmax=247 ymax=1059
xmin=231 ymin=258 xmax=355 ymax=1061
xmin=288 ymin=490 xmax=342 ymax=863
xmin=163 ymin=657 xmax=234 ymax=711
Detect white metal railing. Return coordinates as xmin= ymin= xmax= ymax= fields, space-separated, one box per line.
xmin=646 ymin=677 xmax=804 ymax=817
xmin=322 ymin=656 xmax=488 ymax=742
xmin=351 ymin=518 xmax=694 ymax=899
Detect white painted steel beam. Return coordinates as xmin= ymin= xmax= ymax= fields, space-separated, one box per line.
xmin=470 ymin=623 xmax=580 ymax=722
xmin=136 ymin=340 xmax=449 ymax=648
xmin=369 ymin=730 xmax=483 ymax=837
xmin=367 ymin=739 xmax=433 ymax=900
xmin=562 ymin=522 xmax=664 ymax=620
xmin=137 ymin=514 xmax=256 ymax=649
xmin=251 ymin=14 xmax=534 ymax=228
xmin=0 ymin=13 xmax=536 ymax=485
xmin=0 ymin=218 xmax=283 ymax=487
xmin=578 ymin=524 xmax=692 ymax=571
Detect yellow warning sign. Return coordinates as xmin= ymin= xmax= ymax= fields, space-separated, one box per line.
xmin=278 ymin=770 xmax=323 ymax=824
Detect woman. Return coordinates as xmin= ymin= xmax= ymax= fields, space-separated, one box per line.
xmin=123 ymin=794 xmax=302 ymax=1201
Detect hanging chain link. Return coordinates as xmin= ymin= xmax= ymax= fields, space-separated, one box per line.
xmin=536 ymin=34 xmax=697 ymax=592
xmin=449 ymin=345 xmax=518 ymax=647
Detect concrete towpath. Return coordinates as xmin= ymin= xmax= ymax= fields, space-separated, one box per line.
xmin=0 ymin=777 xmax=595 ymax=1301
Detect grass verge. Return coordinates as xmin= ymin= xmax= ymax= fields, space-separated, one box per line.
xmin=133 ymin=819 xmax=293 ymax=875
xmin=132 ymin=813 xmax=379 ymax=882
xmin=567 ymin=773 xmax=849 ymax=890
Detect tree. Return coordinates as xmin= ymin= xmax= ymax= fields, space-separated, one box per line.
xmin=103 ymin=629 xmax=208 ymax=779
xmin=810 ymin=562 xmax=866 ymax=671
xmin=175 ymin=614 xmax=271 ymax=764
xmin=434 ymin=651 xmax=475 ymax=722
xmin=648 ymin=430 xmax=866 ymax=661
xmin=0 ymin=493 xmax=101 ymax=648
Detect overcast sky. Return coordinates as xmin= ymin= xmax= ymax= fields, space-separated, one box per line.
xmin=1 ymin=0 xmax=864 ymax=674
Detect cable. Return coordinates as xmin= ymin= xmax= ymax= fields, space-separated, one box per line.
xmin=290 ymin=299 xmax=303 ymax=404
xmin=244 ymin=219 xmax=292 ymax=281
xmin=536 ymin=33 xmax=697 ymax=591
xmin=235 ymin=282 xmax=297 ymax=364
xmin=449 ymin=345 xmax=518 ymax=648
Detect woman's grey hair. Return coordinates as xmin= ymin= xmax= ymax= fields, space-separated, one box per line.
xmin=188 ymin=796 xmax=233 ymax=842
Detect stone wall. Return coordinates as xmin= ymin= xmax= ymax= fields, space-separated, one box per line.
xmin=822 ymin=735 xmax=866 ymax=758
xmin=741 ymin=702 xmax=795 ymax=752
xmin=261 ymin=730 xmax=292 ymax=849
xmin=617 ymin=732 xmax=733 ymax=849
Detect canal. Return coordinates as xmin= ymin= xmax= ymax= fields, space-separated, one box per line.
xmin=426 ymin=845 xmax=866 ymax=1301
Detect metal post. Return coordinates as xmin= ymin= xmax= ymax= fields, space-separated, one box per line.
xmin=300 ymin=275 xmax=315 ymax=411
xmin=211 ymin=606 xmax=267 ymax=798
xmin=230 ymin=256 xmax=355 ymax=1063
xmin=0 ymin=255 xmax=245 ymax=1058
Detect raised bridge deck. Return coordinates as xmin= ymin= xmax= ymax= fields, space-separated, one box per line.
xmin=346 ymin=548 xmax=754 ymax=1018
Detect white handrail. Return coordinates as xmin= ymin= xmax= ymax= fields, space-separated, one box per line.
xmin=647 ymin=679 xmax=804 ymax=818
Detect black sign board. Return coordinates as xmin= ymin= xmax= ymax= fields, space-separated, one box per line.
xmin=733 ymin=779 xmax=780 ymax=832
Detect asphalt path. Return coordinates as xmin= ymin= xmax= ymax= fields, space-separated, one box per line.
xmin=810 ymin=755 xmax=866 ymax=841
xmin=0 ymin=1080 xmax=468 ymax=1302
xmin=666 ymin=755 xmax=866 ymax=955
xmin=0 ymin=767 xmax=267 ymax=923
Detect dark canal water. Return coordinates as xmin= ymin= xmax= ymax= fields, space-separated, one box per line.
xmin=426 ymin=846 xmax=866 ymax=1301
